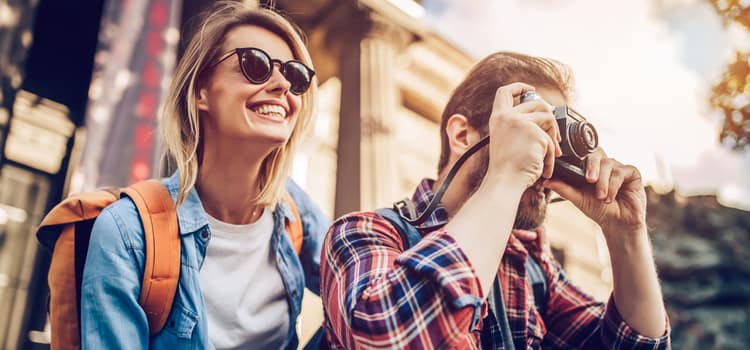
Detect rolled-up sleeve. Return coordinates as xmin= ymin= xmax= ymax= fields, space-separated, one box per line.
xmin=599 ymin=296 xmax=670 ymax=349
xmin=541 ymin=254 xmax=671 ymax=350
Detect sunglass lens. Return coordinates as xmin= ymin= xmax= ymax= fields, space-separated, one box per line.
xmin=241 ymin=49 xmax=272 ymax=83
xmin=283 ymin=62 xmax=312 ymax=94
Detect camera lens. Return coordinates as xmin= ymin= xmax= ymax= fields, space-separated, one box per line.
xmin=569 ymin=121 xmax=598 ymax=157
xmin=581 ymin=124 xmax=597 ymax=149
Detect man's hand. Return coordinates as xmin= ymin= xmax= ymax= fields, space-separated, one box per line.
xmin=543 ymin=149 xmax=668 ymax=338
xmin=542 ymin=148 xmax=647 ymax=238
xmin=512 ymin=226 xmax=552 ymax=257
xmin=483 ymin=83 xmax=562 ymax=189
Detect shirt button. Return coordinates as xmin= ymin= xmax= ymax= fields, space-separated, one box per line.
xmin=201 ymin=231 xmax=209 ymax=239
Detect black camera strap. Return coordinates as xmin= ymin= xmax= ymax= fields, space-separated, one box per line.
xmin=390 ymin=134 xmax=517 ymax=350
xmin=394 ymin=136 xmax=490 ymax=225
xmin=394 ymin=134 xmax=568 ymax=225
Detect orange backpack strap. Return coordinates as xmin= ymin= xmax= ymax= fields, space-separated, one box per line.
xmin=282 ymin=191 xmax=304 ymax=254
xmin=122 ymin=180 xmax=180 ymax=335
xmin=37 ymin=190 xmax=119 ymax=248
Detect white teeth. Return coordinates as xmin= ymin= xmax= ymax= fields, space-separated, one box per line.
xmin=251 ymin=104 xmax=287 ymax=120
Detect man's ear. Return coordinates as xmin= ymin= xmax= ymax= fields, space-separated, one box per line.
xmin=196 ymin=88 xmax=209 ymax=112
xmin=445 ymin=114 xmax=479 ymax=158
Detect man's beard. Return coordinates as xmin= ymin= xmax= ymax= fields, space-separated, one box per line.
xmin=466 ymin=148 xmax=551 ymax=230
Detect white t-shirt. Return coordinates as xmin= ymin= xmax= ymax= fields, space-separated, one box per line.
xmin=199 ymin=208 xmax=290 ymax=350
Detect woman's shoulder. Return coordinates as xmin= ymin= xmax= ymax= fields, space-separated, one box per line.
xmin=91 ymin=196 xmax=146 ymax=250
xmin=284 ymin=178 xmax=311 ymax=210
xmin=284 ymin=179 xmax=324 ymax=215
xmin=284 ymin=178 xmax=306 ymax=200
xmin=283 ymin=178 xmax=331 ymax=237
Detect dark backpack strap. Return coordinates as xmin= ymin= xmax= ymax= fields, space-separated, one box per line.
xmin=375 ymin=208 xmax=422 ymax=249
xmin=525 ymin=256 xmax=548 ymax=316
xmin=303 ymin=326 xmax=330 ymax=350
xmin=74 ymin=219 xmax=95 ymax=329
xmin=484 ymin=257 xmax=547 ymax=350
xmin=487 ymin=278 xmax=516 ymax=350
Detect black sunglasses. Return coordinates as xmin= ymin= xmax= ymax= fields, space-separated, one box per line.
xmin=213 ymin=47 xmax=315 ymax=95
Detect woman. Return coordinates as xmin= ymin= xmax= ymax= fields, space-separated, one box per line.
xmin=80 ymin=2 xmax=329 ymax=349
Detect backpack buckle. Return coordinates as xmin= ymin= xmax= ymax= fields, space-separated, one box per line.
xmin=393 ymin=198 xmax=417 ymax=222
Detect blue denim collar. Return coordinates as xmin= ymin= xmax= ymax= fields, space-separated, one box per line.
xmin=163 ymin=172 xmax=296 ymax=235
xmin=277 ymin=191 xmax=298 ymax=225
xmin=163 ymin=172 xmax=208 ymax=236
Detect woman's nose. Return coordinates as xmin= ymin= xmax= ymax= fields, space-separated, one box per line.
xmin=265 ymin=63 xmax=291 ymax=94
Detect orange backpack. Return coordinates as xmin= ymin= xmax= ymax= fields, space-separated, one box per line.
xmin=36 ymin=179 xmax=304 ymax=350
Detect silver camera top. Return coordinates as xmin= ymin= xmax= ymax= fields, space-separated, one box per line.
xmin=519 ymin=91 xmax=542 ymax=103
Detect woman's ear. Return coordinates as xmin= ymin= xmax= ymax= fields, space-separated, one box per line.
xmin=196 ymin=88 xmax=209 ymax=112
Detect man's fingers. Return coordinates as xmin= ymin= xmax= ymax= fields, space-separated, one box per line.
xmin=585 ymin=150 xmax=603 ymax=183
xmin=526 ymin=112 xmax=562 ymax=156
xmin=543 ymin=179 xmax=584 ymax=207
xmin=520 ymin=119 xmax=557 ymax=180
xmin=606 ymin=166 xmax=627 ymax=203
xmin=492 ymin=83 xmax=536 ymax=115
xmin=612 ymin=164 xmax=642 ymax=196
xmin=595 ymin=159 xmax=615 ymax=200
xmin=534 ymin=226 xmax=553 ymax=256
xmin=512 ymin=229 xmax=538 ymax=242
xmin=543 ymin=132 xmax=556 ymax=179
xmin=533 ymin=225 xmax=547 ymax=239
xmin=515 ymin=99 xmax=553 ymax=114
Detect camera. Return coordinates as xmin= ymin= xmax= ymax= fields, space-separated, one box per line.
xmin=520 ymin=91 xmax=598 ymax=186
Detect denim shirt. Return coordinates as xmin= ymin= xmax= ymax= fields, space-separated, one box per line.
xmin=80 ymin=172 xmax=330 ymax=349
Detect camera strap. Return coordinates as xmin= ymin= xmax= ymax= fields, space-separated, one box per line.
xmin=394 ymin=132 xmax=571 ymax=224
xmin=394 ymin=136 xmax=490 ymax=225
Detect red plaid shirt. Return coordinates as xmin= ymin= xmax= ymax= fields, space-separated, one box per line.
xmin=321 ymin=179 xmax=670 ymax=349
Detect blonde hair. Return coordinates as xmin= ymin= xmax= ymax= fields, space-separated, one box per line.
xmin=160 ymin=1 xmax=317 ymax=207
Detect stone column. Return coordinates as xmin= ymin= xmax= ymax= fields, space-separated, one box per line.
xmin=335 ymin=11 xmax=411 ymax=217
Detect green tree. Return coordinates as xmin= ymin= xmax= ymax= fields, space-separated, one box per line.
xmin=707 ymin=0 xmax=750 ymax=151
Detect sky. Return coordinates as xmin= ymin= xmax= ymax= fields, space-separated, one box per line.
xmin=421 ymin=0 xmax=750 ymax=210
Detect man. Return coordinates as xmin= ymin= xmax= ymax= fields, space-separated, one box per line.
xmin=320 ymin=52 xmax=670 ymax=349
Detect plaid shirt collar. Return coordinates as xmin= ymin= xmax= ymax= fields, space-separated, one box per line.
xmin=409 ymin=178 xmax=450 ymax=230
xmin=410 ymin=178 xmax=533 ymax=260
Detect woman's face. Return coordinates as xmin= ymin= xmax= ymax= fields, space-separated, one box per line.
xmin=198 ymin=25 xmax=302 ymax=149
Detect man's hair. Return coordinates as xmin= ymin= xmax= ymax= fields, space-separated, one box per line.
xmin=437 ymin=51 xmax=574 ymax=173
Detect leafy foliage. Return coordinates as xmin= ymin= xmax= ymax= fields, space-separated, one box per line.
xmin=707 ymin=0 xmax=750 ymax=151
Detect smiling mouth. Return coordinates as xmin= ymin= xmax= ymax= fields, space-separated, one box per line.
xmin=248 ymin=103 xmax=288 ymax=121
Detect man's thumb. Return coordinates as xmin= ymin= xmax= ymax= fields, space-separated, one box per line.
xmin=543 ymin=179 xmax=584 ymax=206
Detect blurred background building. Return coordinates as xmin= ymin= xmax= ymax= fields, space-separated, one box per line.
xmin=0 ymin=0 xmax=747 ymax=349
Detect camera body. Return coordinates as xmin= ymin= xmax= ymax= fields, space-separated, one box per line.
xmin=520 ymin=91 xmax=598 ymax=186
